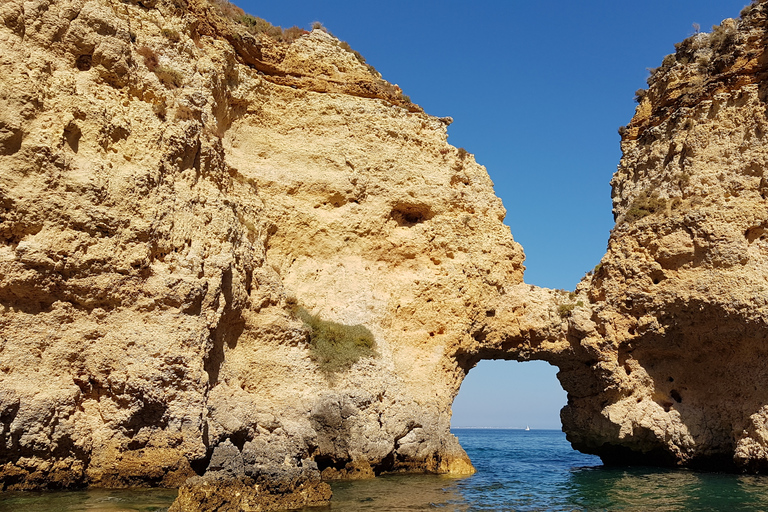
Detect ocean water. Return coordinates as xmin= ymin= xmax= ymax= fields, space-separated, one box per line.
xmin=4 ymin=429 xmax=768 ymax=511
xmin=0 ymin=487 xmax=177 ymax=512
xmin=320 ymin=429 xmax=768 ymax=511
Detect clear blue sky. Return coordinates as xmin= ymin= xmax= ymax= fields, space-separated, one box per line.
xmin=234 ymin=0 xmax=750 ymax=428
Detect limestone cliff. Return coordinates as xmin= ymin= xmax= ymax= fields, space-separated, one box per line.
xmin=3 ymin=0 xmax=768 ymax=506
xmin=558 ymin=0 xmax=768 ymax=470
xmin=0 ymin=0 xmax=528 ymax=497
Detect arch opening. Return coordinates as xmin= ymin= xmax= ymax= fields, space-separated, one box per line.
xmin=451 ymin=360 xmax=566 ymax=430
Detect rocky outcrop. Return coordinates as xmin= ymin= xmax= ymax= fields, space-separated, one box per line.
xmin=554 ymin=0 xmax=768 ymax=470
xmin=4 ymin=0 xmax=768 ymax=506
xmin=449 ymin=0 xmax=768 ymax=472
xmin=0 ymin=0 xmax=516 ymax=498
xmin=169 ymin=442 xmax=332 ymax=512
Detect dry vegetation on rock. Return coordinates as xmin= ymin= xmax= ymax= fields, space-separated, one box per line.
xmin=294 ymin=306 xmax=376 ymax=374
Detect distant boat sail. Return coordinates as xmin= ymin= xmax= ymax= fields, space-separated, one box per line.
xmin=525 ymin=425 xmax=530 ymax=431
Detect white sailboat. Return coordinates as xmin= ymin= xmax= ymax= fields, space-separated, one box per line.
xmin=525 ymin=425 xmax=530 ymax=431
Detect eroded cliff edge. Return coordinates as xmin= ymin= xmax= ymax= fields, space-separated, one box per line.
xmin=561 ymin=0 xmax=768 ymax=470
xmin=0 ymin=0 xmax=536 ymax=498
xmin=3 ymin=0 xmax=768 ymax=505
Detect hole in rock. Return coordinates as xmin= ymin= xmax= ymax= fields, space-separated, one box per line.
xmin=315 ymin=455 xmax=347 ymax=473
xmin=451 ymin=360 xmax=566 ymax=429
xmin=745 ymin=225 xmax=768 ymax=244
xmin=229 ymin=429 xmax=250 ymax=451
xmin=448 ymin=360 xmax=606 ymax=477
xmin=76 ymin=54 xmax=92 ymax=71
xmin=64 ymin=123 xmax=81 ymax=153
xmin=650 ymin=269 xmax=666 ymax=285
xmin=390 ymin=203 xmax=434 ymax=227
xmin=326 ymin=192 xmax=347 ymax=208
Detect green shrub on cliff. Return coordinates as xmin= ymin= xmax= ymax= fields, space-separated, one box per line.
xmin=294 ymin=306 xmax=376 ymax=374
xmin=239 ymin=14 xmax=283 ymax=38
xmin=209 ymin=1 xmax=307 ymax=42
xmin=624 ymin=190 xmax=668 ymax=223
xmin=557 ymin=301 xmax=583 ymax=318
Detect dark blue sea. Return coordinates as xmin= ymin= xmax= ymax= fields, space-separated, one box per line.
xmin=4 ymin=429 xmax=768 ymax=511
xmin=323 ymin=429 xmax=768 ymax=511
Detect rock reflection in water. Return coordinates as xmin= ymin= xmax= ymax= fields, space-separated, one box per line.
xmin=567 ymin=467 xmax=768 ymax=512
xmin=301 ymin=473 xmax=470 ymax=511
xmin=0 ymin=488 xmax=177 ymax=512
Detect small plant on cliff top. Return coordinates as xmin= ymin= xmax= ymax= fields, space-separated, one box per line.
xmin=282 ymin=26 xmax=307 ymax=43
xmin=337 ymin=40 xmax=381 ymax=76
xmin=294 ymin=306 xmax=376 ymax=374
xmin=741 ymin=2 xmax=758 ymax=18
xmin=211 ymin=2 xmax=307 ymax=43
xmin=239 ymin=14 xmax=283 ymax=38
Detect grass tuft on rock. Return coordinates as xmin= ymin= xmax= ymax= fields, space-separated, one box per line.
xmin=557 ymin=301 xmax=584 ymax=318
xmin=624 ymin=190 xmax=668 ymax=223
xmin=294 ymin=307 xmax=375 ymax=374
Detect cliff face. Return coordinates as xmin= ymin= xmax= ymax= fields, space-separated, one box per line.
xmin=565 ymin=0 xmax=768 ymax=470
xmin=0 ymin=0 xmax=532 ymax=495
xmin=3 ymin=0 xmax=768 ymax=503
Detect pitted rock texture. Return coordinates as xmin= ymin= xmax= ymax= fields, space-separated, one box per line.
xmin=0 ymin=0 xmax=528 ymax=495
xmin=4 ymin=0 xmax=768 ymax=504
xmin=168 ymin=453 xmax=332 ymax=512
xmin=560 ymin=0 xmax=768 ymax=470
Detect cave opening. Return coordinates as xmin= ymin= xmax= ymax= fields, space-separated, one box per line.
xmin=451 ymin=360 xmax=566 ymax=430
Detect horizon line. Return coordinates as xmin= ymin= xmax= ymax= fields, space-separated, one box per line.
xmin=451 ymin=426 xmax=563 ymax=430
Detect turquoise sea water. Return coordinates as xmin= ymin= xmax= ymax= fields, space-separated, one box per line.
xmin=4 ymin=429 xmax=768 ymax=511
xmin=323 ymin=429 xmax=768 ymax=511
xmin=0 ymin=487 xmax=177 ymax=511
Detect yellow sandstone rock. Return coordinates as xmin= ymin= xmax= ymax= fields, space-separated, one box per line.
xmin=571 ymin=0 xmax=768 ymax=470
xmin=3 ymin=0 xmax=768 ymax=507
xmin=0 ymin=0 xmax=524 ymax=495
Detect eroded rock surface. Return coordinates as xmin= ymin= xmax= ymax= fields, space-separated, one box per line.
xmin=3 ymin=0 xmax=768 ymax=506
xmin=0 ymin=0 xmax=520 ymax=499
xmin=555 ymin=0 xmax=768 ymax=470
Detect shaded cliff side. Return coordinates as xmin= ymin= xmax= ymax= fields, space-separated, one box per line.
xmin=564 ymin=0 xmax=768 ymax=470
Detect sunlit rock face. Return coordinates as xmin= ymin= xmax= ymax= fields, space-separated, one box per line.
xmin=0 ymin=0 xmax=522 ymax=494
xmin=552 ymin=0 xmax=768 ymax=471
xmin=442 ymin=0 xmax=768 ymax=473
xmin=3 ymin=0 xmax=768 ymax=504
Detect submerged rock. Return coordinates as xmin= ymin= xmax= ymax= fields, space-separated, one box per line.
xmin=170 ymin=469 xmax=331 ymax=512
